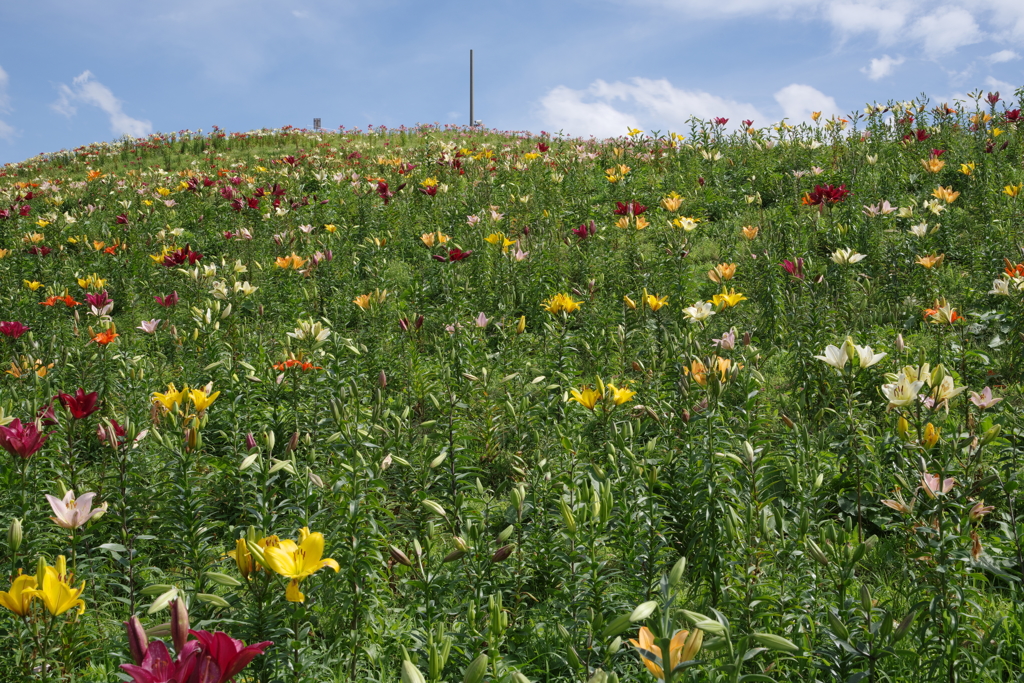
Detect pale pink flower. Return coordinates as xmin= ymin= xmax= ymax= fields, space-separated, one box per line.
xmin=137 ymin=319 xmax=161 ymax=333
xmin=46 ymin=490 xmax=108 ymax=529
xmin=164 ymin=199 xmax=177 ymax=208
xmin=921 ymin=473 xmax=955 ymax=499
xmin=475 ymin=312 xmax=490 ymax=328
xmin=968 ymin=387 xmax=1002 ymax=410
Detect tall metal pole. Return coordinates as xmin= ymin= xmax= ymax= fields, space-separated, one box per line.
xmin=469 ymin=49 xmax=474 ymax=128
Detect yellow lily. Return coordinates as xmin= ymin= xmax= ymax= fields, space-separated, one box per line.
xmin=0 ymin=574 xmax=37 ymax=617
xmin=34 ymin=556 xmax=86 ymax=616
xmin=189 ymin=386 xmax=220 ymax=413
xmin=569 ymin=386 xmax=602 ymax=410
xmin=606 ymin=383 xmax=637 ymax=405
xmin=630 ymin=625 xmax=703 ymax=680
xmin=712 ymin=288 xmax=747 ymax=308
xmin=541 ymin=293 xmax=583 ymax=315
xmin=643 ymin=288 xmax=668 ymax=312
xmin=262 ymin=528 xmax=340 ymax=602
xmin=228 ymin=538 xmax=256 ymax=579
xmin=152 ymin=383 xmax=188 ymax=411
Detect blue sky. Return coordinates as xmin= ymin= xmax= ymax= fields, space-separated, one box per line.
xmin=1 ymin=0 xmax=1023 ymax=164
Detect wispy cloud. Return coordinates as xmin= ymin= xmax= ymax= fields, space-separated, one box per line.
xmin=861 ymin=54 xmax=905 ymax=80
xmin=774 ymin=84 xmax=840 ymax=123
xmin=987 ymin=49 xmax=1019 ymax=64
xmin=0 ymin=64 xmax=13 ymax=142
xmin=52 ymin=71 xmax=152 ymax=138
xmin=538 ymin=78 xmax=762 ymax=138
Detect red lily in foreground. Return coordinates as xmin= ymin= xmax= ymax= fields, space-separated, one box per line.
xmin=0 ymin=418 xmax=48 ymax=458
xmin=57 ymin=389 xmax=101 ymax=419
xmin=188 ymin=630 xmax=273 ymax=683
xmin=0 ymin=321 xmax=30 ymax=339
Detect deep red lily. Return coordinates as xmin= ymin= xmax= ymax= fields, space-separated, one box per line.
xmin=188 ymin=630 xmax=272 ymax=683
xmin=120 ymin=639 xmax=200 ymax=683
xmin=85 ymin=291 xmax=113 ymax=309
xmin=781 ymin=258 xmax=805 ymax=279
xmin=0 ymin=418 xmax=48 ymax=458
xmin=433 ymin=248 xmax=472 ymax=262
xmin=613 ymin=201 xmax=647 ymax=216
xmin=0 ymin=321 xmax=30 ymax=339
xmin=802 ymin=184 xmax=850 ymax=206
xmin=57 ymin=389 xmax=101 ymax=419
xmin=155 ymin=291 xmax=179 ymax=307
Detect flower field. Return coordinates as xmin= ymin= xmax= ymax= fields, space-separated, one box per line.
xmin=2 ymin=91 xmax=1024 ymax=682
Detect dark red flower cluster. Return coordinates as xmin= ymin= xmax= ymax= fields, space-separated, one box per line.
xmin=572 ymin=221 xmax=597 ymax=240
xmin=163 ymin=246 xmax=203 ymax=267
xmin=433 ymin=248 xmax=472 ymax=262
xmin=802 ymin=184 xmax=850 ymax=206
xmin=0 ymin=321 xmax=30 ymax=339
xmin=613 ymin=201 xmax=647 ymax=216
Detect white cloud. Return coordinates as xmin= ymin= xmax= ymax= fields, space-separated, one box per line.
xmin=538 ymin=78 xmax=763 ymax=138
xmin=861 ymin=54 xmax=905 ymax=80
xmin=537 ymin=85 xmax=640 ymax=138
xmin=826 ymin=3 xmax=910 ymax=43
xmin=0 ymin=64 xmax=13 ymax=142
xmin=985 ymin=76 xmax=1016 ymax=93
xmin=987 ymin=49 xmax=1019 ymax=63
xmin=773 ymin=83 xmax=841 ymax=123
xmin=51 ymin=71 xmax=152 ymax=138
xmin=909 ymin=7 xmax=984 ymax=57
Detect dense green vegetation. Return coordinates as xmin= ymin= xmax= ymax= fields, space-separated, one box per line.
xmin=2 ymin=88 xmax=1024 ymax=682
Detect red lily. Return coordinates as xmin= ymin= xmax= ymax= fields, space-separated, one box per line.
xmin=433 ymin=248 xmax=473 ymax=262
xmin=781 ymin=258 xmax=804 ymax=279
xmin=57 ymin=388 xmax=101 ymax=419
xmin=613 ymin=201 xmax=647 ymax=216
xmin=155 ymin=291 xmax=179 ymax=307
xmin=0 ymin=418 xmax=48 ymax=458
xmin=120 ymin=639 xmax=200 ymax=683
xmin=0 ymin=321 xmax=30 ymax=339
xmin=188 ymin=630 xmax=272 ymax=683
xmin=85 ymin=291 xmax=113 ymax=309
xmin=802 ymin=184 xmax=850 ymax=206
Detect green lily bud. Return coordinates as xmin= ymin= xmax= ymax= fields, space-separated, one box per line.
xmin=7 ymin=518 xmax=23 ymax=552
xmin=668 ymin=556 xmax=686 ymax=587
xmin=401 ymin=660 xmax=426 ymax=683
xmin=498 ymin=525 xmax=515 ymax=543
xmin=752 ymin=633 xmax=800 ymax=652
xmin=421 ymin=499 xmax=447 ymax=518
xmin=463 ymin=653 xmax=489 ymax=683
xmin=980 ymin=424 xmax=1001 ymax=445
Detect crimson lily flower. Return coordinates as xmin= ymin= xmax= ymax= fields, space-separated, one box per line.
xmin=155 ymin=291 xmax=179 ymax=307
xmin=613 ymin=201 xmax=647 ymax=216
xmin=188 ymin=630 xmax=272 ymax=683
xmin=97 ymin=419 xmax=127 ymax=446
xmin=0 ymin=321 xmax=30 ymax=339
xmin=0 ymin=418 xmax=48 ymax=458
xmin=1006 ymin=109 xmax=1021 ymax=123
xmin=714 ymin=117 xmax=729 ymax=125
xmin=433 ymin=248 xmax=473 ymax=262
xmin=781 ymin=258 xmax=804 ymax=279
xmin=57 ymin=389 xmax=101 ymax=419
xmin=802 ymin=184 xmax=850 ymax=206
xmin=120 ymin=639 xmax=200 ymax=683
xmin=85 ymin=291 xmax=113 ymax=309
xmin=36 ymin=403 xmax=59 ymax=426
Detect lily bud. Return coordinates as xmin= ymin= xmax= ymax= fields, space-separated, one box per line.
xmin=170 ymin=599 xmax=189 ymax=653
xmin=516 ymin=315 xmax=526 ymax=334
xmin=7 ymin=517 xmax=23 ymax=552
xmin=37 ymin=556 xmax=47 ymax=586
xmin=389 ymin=545 xmax=413 ymax=567
xmin=379 ymin=370 xmax=387 ymax=388
xmin=125 ymin=615 xmax=149 ymax=665
xmin=897 ymin=416 xmax=910 ymax=441
xmin=245 ymin=432 xmax=258 ymax=451
xmin=286 ymin=431 xmax=299 ymax=453
xmin=491 ymin=544 xmax=515 ymax=563
xmin=895 ymin=333 xmax=905 ymax=353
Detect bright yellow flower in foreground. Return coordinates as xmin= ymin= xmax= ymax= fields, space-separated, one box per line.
xmin=542 ymin=293 xmax=583 ymax=315
xmin=77 ymin=273 xmax=107 ymax=290
xmin=712 ymin=288 xmax=747 ymax=308
xmin=921 ymin=158 xmax=945 ymax=173
xmin=23 ymin=280 xmax=44 ymax=291
xmin=643 ymin=288 xmax=668 ymax=311
xmin=0 ymin=574 xmax=37 ymax=617
xmin=352 ymin=294 xmax=373 ymax=310
xmin=34 ymin=556 xmax=86 ymax=616
xmin=262 ymin=528 xmax=339 ymax=602
xmin=484 ymin=232 xmax=516 ymax=253
xmin=959 ymin=162 xmax=976 ymax=175
xmin=152 ymin=383 xmax=188 ymax=411
xmin=1004 ymin=184 xmax=1022 ymax=198
xmin=741 ymin=225 xmax=759 ymax=240
xmin=420 ymin=231 xmax=449 ymax=248
xmin=932 ymin=186 xmax=960 ymax=203
xmin=630 ymin=625 xmax=703 ymax=680
xmin=569 ymin=386 xmax=602 ymax=410
xmin=606 ymin=383 xmax=636 ymax=405
xmin=189 ymin=386 xmax=220 ymax=413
